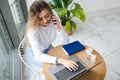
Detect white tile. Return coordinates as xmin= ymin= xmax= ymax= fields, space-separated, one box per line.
xmin=99 ymin=26 xmax=120 ymax=53
xmin=105 ymin=64 xmax=120 ymax=80
xmin=105 ymin=49 xmax=120 ymax=74
xmin=83 ymin=26 xmax=120 ymax=57
xmin=83 ymin=35 xmax=111 ymax=57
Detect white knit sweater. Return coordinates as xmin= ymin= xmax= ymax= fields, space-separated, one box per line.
xmin=27 ymin=10 xmax=69 ymax=64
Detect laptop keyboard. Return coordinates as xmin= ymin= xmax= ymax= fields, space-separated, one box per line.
xmin=54 ymin=61 xmax=86 ymax=80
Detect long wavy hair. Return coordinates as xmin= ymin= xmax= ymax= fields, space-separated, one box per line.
xmin=25 ymin=0 xmax=52 ymax=46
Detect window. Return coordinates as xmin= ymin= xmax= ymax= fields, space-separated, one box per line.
xmin=8 ymin=0 xmax=26 ymax=39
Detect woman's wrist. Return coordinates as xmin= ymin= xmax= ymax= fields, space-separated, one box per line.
xmin=57 ymin=58 xmax=63 ymax=64
xmin=55 ymin=26 xmax=61 ymax=32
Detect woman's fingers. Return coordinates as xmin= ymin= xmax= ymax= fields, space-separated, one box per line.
xmin=69 ymin=62 xmax=79 ymax=71
xmin=58 ymin=58 xmax=79 ymax=71
xmin=71 ymin=63 xmax=79 ymax=71
xmin=65 ymin=61 xmax=79 ymax=71
xmin=66 ymin=65 xmax=72 ymax=71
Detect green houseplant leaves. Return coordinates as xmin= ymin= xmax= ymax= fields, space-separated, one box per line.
xmin=48 ymin=0 xmax=86 ymax=34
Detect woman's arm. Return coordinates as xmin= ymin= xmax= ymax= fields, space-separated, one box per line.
xmin=52 ymin=10 xmax=69 ymax=44
xmin=27 ymin=30 xmax=57 ymax=64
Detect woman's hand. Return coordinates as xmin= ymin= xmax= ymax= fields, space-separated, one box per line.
xmin=51 ymin=14 xmax=61 ymax=31
xmin=58 ymin=58 xmax=79 ymax=71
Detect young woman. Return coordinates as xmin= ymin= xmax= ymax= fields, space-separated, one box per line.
xmin=25 ymin=0 xmax=78 ymax=72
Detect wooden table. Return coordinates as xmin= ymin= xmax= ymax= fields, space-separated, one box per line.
xmin=43 ymin=45 xmax=106 ymax=80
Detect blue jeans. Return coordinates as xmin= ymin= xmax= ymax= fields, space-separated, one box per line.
xmin=26 ymin=44 xmax=53 ymax=67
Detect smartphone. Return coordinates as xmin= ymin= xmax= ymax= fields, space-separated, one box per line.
xmin=51 ymin=11 xmax=57 ymax=24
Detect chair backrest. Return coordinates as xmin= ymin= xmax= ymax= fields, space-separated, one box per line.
xmin=18 ymin=37 xmax=43 ymax=71
xmin=18 ymin=37 xmax=31 ymax=69
xmin=18 ymin=37 xmax=44 ymax=80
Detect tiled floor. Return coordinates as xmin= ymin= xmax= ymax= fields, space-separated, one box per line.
xmin=53 ymin=7 xmax=120 ymax=80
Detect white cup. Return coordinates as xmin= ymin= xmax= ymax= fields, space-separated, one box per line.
xmin=86 ymin=47 xmax=96 ymax=64
xmin=86 ymin=47 xmax=93 ymax=55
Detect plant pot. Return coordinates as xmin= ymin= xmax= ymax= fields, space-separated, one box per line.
xmin=63 ymin=26 xmax=72 ymax=36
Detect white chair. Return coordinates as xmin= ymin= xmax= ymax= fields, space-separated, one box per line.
xmin=18 ymin=37 xmax=45 ymax=80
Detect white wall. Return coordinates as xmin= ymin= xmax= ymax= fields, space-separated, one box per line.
xmin=74 ymin=0 xmax=120 ymax=13
xmin=26 ymin=0 xmax=120 ymax=13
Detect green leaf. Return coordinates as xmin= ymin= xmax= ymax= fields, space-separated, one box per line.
xmin=48 ymin=1 xmax=56 ymax=9
xmin=61 ymin=0 xmax=65 ymax=8
xmin=53 ymin=0 xmax=62 ymax=8
xmin=55 ymin=8 xmax=67 ymax=17
xmin=67 ymin=10 xmax=70 ymax=18
xmin=61 ymin=16 xmax=67 ymax=25
xmin=71 ymin=9 xmax=86 ymax=22
xmin=71 ymin=20 xmax=76 ymax=29
xmin=65 ymin=20 xmax=72 ymax=32
xmin=74 ymin=3 xmax=82 ymax=9
xmin=62 ymin=0 xmax=73 ymax=8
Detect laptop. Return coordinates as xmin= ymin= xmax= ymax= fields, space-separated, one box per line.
xmin=48 ymin=55 xmax=89 ymax=80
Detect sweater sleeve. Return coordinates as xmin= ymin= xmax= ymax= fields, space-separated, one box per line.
xmin=52 ymin=10 xmax=69 ymax=44
xmin=27 ymin=30 xmax=57 ymax=64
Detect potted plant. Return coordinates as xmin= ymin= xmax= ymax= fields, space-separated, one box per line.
xmin=48 ymin=0 xmax=86 ymax=35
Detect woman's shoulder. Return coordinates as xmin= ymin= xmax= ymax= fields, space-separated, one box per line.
xmin=27 ymin=27 xmax=40 ymax=35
